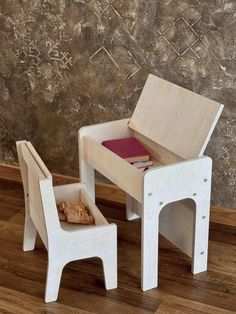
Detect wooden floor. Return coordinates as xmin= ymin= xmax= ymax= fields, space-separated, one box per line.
xmin=0 ymin=176 xmax=236 ymax=313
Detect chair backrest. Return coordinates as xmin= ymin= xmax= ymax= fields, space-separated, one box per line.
xmin=16 ymin=141 xmax=59 ymax=248
xmin=129 ymin=74 xmax=224 ymax=160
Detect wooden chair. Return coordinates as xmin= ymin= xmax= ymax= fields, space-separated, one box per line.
xmin=78 ymin=74 xmax=224 ymax=291
xmin=16 ymin=141 xmax=117 ymax=303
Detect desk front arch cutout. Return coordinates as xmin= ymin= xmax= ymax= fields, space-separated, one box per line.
xmin=159 ymin=198 xmax=196 ymax=258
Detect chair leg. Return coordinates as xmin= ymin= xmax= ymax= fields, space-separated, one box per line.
xmin=141 ymin=203 xmax=159 ymax=291
xmin=101 ymin=254 xmax=117 ymax=290
xmin=23 ymin=214 xmax=37 ymax=251
xmin=45 ymin=261 xmax=64 ymax=303
xmin=101 ymin=229 xmax=117 ymax=290
xmin=192 ymin=197 xmax=210 ymax=274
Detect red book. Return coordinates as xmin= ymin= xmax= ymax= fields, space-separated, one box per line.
xmin=102 ymin=137 xmax=150 ymax=163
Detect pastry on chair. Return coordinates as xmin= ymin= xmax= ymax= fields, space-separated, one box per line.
xmin=57 ymin=201 xmax=94 ymax=224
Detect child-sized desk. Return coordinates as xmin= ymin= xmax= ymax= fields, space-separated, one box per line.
xmin=79 ymin=74 xmax=224 ymax=291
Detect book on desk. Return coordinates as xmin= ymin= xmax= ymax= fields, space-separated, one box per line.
xmin=102 ymin=137 xmax=153 ymax=170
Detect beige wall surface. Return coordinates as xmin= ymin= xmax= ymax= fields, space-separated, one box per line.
xmin=0 ymin=1 xmax=235 ymax=208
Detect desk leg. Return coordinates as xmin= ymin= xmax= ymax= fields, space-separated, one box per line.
xmin=141 ymin=202 xmax=159 ymax=291
xmin=126 ymin=194 xmax=140 ymax=220
xmin=192 ymin=197 xmax=210 ymax=274
xmin=79 ymin=132 xmax=95 ymax=202
xmin=80 ymin=160 xmax=95 ymax=202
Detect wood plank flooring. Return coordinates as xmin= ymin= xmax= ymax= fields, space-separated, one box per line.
xmin=0 ymin=175 xmax=236 ymax=313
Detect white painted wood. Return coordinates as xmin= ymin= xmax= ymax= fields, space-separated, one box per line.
xmin=20 ymin=143 xmax=49 ymax=248
xmin=16 ymin=141 xmax=37 ymax=251
xmin=78 ymin=120 xmax=214 ymax=291
xmin=78 ymin=118 xmax=131 ymax=201
xmin=80 ymin=188 xmax=108 ymax=226
xmin=144 ymin=157 xmax=212 ymax=205
xmin=134 ymin=131 xmax=183 ymax=165
xmin=141 ymin=192 xmax=159 ymax=291
xmin=159 ymin=199 xmax=195 ymax=258
xmin=129 ymin=74 xmax=224 ymax=160
xmin=126 ymin=194 xmax=140 ymax=221
xmin=78 ymin=74 xmax=223 ymax=291
xmin=53 ymin=182 xmax=84 ymax=203
xmin=16 ymin=141 xmax=28 ymax=193
xmin=141 ymin=156 xmax=212 ymax=290
xmin=16 ymin=141 xmax=117 ymax=303
xmin=192 ymin=189 xmax=211 ymax=274
xmin=45 ymin=260 xmax=64 ymax=303
xmin=149 ymin=158 xmax=211 ymax=248
xmin=79 ymin=133 xmax=95 ymax=202
xmin=84 ymin=135 xmax=143 ymax=203
xmin=26 ymin=142 xmax=51 ymax=179
xmin=79 ymin=118 xmax=131 ymax=143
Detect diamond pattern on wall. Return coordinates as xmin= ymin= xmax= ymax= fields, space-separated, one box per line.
xmin=156 ymin=10 xmax=215 ymax=61
xmin=0 ymin=0 xmax=235 ymax=208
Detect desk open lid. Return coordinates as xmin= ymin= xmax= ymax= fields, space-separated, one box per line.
xmin=128 ymin=74 xmax=224 ymax=160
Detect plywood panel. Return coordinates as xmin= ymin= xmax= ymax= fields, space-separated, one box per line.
xmin=133 ymin=131 xmax=183 ymax=165
xmin=84 ymin=136 xmax=143 ymax=203
xmin=159 ymin=199 xmax=195 ymax=258
xmin=129 ymin=74 xmax=224 ymax=159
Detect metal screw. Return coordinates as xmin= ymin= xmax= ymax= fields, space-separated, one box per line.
xmin=148 ymin=193 xmax=152 ymax=196
xmin=193 ymin=193 xmax=197 ymax=196
xmin=200 ymin=251 xmax=204 ymax=255
xmin=202 ymin=215 xmax=206 ymax=219
xmin=159 ymin=201 xmax=163 ymax=206
xmin=204 ymin=178 xmax=208 ymax=182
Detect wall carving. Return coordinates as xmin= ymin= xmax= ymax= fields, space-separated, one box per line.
xmin=0 ymin=0 xmax=235 ymax=207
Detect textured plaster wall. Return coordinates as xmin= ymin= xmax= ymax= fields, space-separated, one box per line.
xmin=0 ymin=0 xmax=235 ymax=208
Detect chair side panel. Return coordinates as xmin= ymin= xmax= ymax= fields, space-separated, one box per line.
xmin=19 ymin=142 xmax=56 ymax=248
xmin=16 ymin=141 xmax=28 ymax=197
xmin=28 ymin=170 xmax=48 ymax=247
